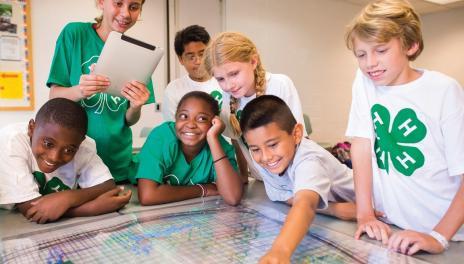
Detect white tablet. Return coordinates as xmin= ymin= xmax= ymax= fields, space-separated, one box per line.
xmin=94 ymin=31 xmax=164 ymax=97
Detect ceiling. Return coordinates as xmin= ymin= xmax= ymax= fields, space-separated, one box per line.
xmin=343 ymin=0 xmax=464 ymax=14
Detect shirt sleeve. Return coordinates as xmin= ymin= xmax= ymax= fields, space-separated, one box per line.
xmin=0 ymin=140 xmax=41 ymax=206
xmin=75 ymin=138 xmax=114 ymax=188
xmin=292 ymin=158 xmax=331 ymax=210
xmin=135 ymin=126 xmax=170 ymax=184
xmin=441 ymin=80 xmax=464 ymax=176
xmin=345 ymin=69 xmax=373 ymax=139
xmin=162 ymin=84 xmax=177 ymax=122
xmin=46 ymin=24 xmax=74 ymax=88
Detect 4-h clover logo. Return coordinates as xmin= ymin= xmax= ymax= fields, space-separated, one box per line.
xmin=371 ymin=104 xmax=427 ymax=176
xmin=33 ymin=171 xmax=70 ymax=195
xmin=210 ymin=90 xmax=223 ymax=110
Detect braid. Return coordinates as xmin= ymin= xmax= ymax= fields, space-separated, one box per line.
xmin=229 ymin=96 xmax=241 ymax=136
xmin=254 ymin=60 xmax=266 ymax=97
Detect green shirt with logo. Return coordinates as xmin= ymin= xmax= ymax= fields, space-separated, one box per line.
xmin=47 ymin=22 xmax=155 ymax=182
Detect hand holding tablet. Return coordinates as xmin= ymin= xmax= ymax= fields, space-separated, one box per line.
xmin=94 ymin=31 xmax=164 ymax=98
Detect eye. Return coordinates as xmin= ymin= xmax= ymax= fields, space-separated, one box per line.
xmin=197 ymin=115 xmax=210 ymax=123
xmin=355 ymin=52 xmax=365 ymax=58
xmin=268 ymin=142 xmax=278 ymax=149
xmin=215 ymin=77 xmax=224 ymax=82
xmin=42 ymin=140 xmax=53 ymax=149
xmin=63 ymin=147 xmax=77 ymax=155
xmin=250 ymin=148 xmax=260 ymax=153
xmin=177 ymin=113 xmax=188 ymax=120
xmin=129 ymin=3 xmax=141 ymax=11
xmin=114 ymin=0 xmax=123 ymax=7
xmin=230 ymin=71 xmax=238 ymax=77
xmin=376 ymin=48 xmax=388 ymax=54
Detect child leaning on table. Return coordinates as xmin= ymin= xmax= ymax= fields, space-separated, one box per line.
xmin=0 ymin=98 xmax=131 ymax=224
xmin=240 ymin=95 xmax=357 ymax=263
xmin=345 ymin=0 xmax=464 ymax=255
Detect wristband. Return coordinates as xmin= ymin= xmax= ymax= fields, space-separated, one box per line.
xmin=196 ymin=184 xmax=206 ymax=198
xmin=214 ymin=155 xmax=228 ymax=163
xmin=429 ymin=230 xmax=449 ymax=250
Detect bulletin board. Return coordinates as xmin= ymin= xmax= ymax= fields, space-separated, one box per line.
xmin=0 ymin=0 xmax=33 ymax=111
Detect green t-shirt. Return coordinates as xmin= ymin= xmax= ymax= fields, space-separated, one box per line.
xmin=46 ymin=22 xmax=155 ymax=182
xmin=136 ymin=122 xmax=238 ymax=185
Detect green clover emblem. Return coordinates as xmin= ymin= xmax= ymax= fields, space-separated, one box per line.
xmin=210 ymin=90 xmax=223 ymax=110
xmin=33 ymin=171 xmax=70 ymax=195
xmin=371 ymin=104 xmax=427 ymax=176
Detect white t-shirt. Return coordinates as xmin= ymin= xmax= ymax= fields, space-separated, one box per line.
xmin=346 ymin=69 xmax=464 ymax=240
xmin=162 ymin=75 xmax=223 ymax=121
xmin=258 ymin=137 xmax=354 ymax=209
xmin=221 ymin=72 xmax=307 ymax=180
xmin=0 ymin=123 xmax=113 ymax=209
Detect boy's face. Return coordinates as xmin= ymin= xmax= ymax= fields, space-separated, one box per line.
xmin=179 ymin=41 xmax=209 ymax=82
xmin=175 ymin=97 xmax=214 ymax=153
xmin=28 ymin=120 xmax=84 ymax=173
xmin=244 ymin=122 xmax=303 ymax=175
xmin=353 ymin=36 xmax=419 ymax=86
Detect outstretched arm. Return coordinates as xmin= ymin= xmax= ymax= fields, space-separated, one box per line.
xmin=137 ymin=179 xmax=217 ymax=206
xmin=259 ymin=190 xmax=319 ymax=264
xmin=16 ymin=180 xmax=115 ymax=224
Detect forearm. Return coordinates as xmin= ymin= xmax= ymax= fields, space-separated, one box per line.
xmin=232 ymin=140 xmax=249 ymax=183
xmin=271 ymin=191 xmax=319 ymax=258
xmin=351 ymin=137 xmax=375 ymax=218
xmin=208 ymin=137 xmax=243 ymax=205
xmin=49 ymin=85 xmax=83 ymax=101
xmin=125 ymin=105 xmax=142 ymax=126
xmin=432 ymin=180 xmax=464 ymax=240
xmin=66 ymin=180 xmax=116 ymax=208
xmin=138 ymin=179 xmax=203 ymax=205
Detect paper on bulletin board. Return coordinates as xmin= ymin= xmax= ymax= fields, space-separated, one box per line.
xmin=0 ymin=72 xmax=23 ymax=99
xmin=0 ymin=36 xmax=21 ymax=61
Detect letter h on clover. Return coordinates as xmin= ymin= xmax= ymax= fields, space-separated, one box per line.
xmin=371 ymin=104 xmax=427 ymax=176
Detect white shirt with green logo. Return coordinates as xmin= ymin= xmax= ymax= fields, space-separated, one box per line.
xmin=346 ymin=69 xmax=464 ymax=240
xmin=0 ymin=123 xmax=112 ymax=210
xmin=162 ymin=75 xmax=222 ymax=121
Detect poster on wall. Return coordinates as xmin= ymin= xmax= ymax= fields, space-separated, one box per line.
xmin=0 ymin=0 xmax=33 ymax=111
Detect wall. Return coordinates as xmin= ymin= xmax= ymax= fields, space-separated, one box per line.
xmin=2 ymin=0 xmax=464 ymax=146
xmin=0 ymin=0 xmax=167 ymax=148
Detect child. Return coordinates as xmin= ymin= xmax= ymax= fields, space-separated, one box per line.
xmin=47 ymin=0 xmax=154 ymax=183
xmin=0 ymin=98 xmax=131 ymax=224
xmin=136 ymin=91 xmax=242 ymax=206
xmin=203 ymin=32 xmax=307 ymax=183
xmin=345 ymin=0 xmax=464 ymax=255
xmin=162 ymin=25 xmax=223 ymax=121
xmin=240 ymin=95 xmax=356 ymax=263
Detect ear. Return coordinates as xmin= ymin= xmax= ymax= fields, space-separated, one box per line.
xmin=292 ymin=123 xmax=304 ymax=145
xmin=178 ymin=55 xmax=185 ymax=66
xmin=27 ymin=119 xmax=35 ymax=138
xmin=250 ymin=54 xmax=259 ymax=70
xmin=96 ymin=0 xmax=105 ymax=10
xmin=406 ymin=42 xmax=419 ymax=57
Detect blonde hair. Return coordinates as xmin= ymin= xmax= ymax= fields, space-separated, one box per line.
xmin=94 ymin=0 xmax=145 ymax=27
xmin=203 ymin=32 xmax=266 ymax=136
xmin=345 ymin=0 xmax=423 ymax=61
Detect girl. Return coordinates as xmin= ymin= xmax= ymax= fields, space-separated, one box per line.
xmin=136 ymin=91 xmax=242 ymax=206
xmin=203 ymin=32 xmax=307 ymax=183
xmin=47 ymin=0 xmax=153 ymax=183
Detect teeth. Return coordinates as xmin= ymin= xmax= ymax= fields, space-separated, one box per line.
xmin=44 ymin=160 xmax=55 ymax=166
xmin=184 ymin=132 xmax=195 ymax=136
xmin=267 ymin=161 xmax=279 ymax=168
xmin=369 ymin=70 xmax=383 ymax=77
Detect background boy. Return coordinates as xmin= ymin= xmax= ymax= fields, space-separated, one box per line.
xmin=345 ymin=0 xmax=464 ymax=255
xmin=240 ymin=95 xmax=356 ymax=263
xmin=162 ymin=24 xmax=222 ymax=121
xmin=0 ymin=98 xmax=131 ymax=224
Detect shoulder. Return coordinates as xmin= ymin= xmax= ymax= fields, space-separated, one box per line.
xmin=0 ymin=123 xmax=30 ymax=157
xmin=265 ymin=73 xmax=297 ymax=95
xmin=60 ymin=22 xmax=93 ymax=35
xmin=147 ymin=122 xmax=178 ymax=145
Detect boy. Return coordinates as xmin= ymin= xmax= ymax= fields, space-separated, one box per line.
xmin=345 ymin=0 xmax=464 ymax=255
xmin=162 ymin=24 xmax=222 ymax=121
xmin=0 ymin=98 xmax=131 ymax=224
xmin=240 ymin=95 xmax=356 ymax=263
